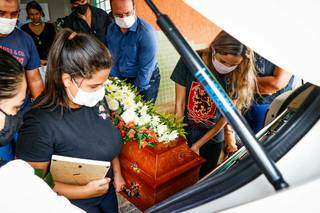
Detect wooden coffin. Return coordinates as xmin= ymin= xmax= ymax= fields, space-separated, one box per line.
xmin=119 ymin=137 xmax=205 ymax=211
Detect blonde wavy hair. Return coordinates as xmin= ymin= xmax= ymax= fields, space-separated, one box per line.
xmin=199 ymin=31 xmax=257 ymax=112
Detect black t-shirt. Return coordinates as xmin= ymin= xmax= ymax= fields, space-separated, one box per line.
xmin=171 ymin=57 xmax=231 ymax=142
xmin=16 ymin=100 xmax=122 ymax=205
xmin=61 ymin=6 xmax=112 ymax=45
xmin=21 ymin=23 xmax=56 ymax=60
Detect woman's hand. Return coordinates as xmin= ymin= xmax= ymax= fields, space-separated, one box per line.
xmin=84 ymin=178 xmax=111 ymax=198
xmin=113 ymin=173 xmax=126 ymax=192
xmin=224 ymin=124 xmax=238 ymax=155
xmin=191 ymin=144 xmax=200 ymax=155
xmin=226 ymin=142 xmax=238 ymax=154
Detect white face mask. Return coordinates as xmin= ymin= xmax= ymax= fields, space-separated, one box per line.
xmin=68 ymin=79 xmax=105 ymax=107
xmin=212 ymin=57 xmax=238 ymax=74
xmin=0 ymin=17 xmax=17 ymax=35
xmin=114 ymin=15 xmax=136 ymax=29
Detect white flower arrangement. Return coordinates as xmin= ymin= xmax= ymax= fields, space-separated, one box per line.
xmin=105 ymin=78 xmax=185 ymax=148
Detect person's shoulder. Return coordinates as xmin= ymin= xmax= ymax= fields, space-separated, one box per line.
xmin=92 ymin=6 xmax=108 ymax=15
xmin=25 ymin=107 xmax=51 ymax=120
xmin=14 ymin=27 xmax=32 ymax=39
xmin=137 ymin=17 xmax=155 ymax=32
xmin=59 ymin=14 xmax=76 ymax=28
xmin=20 ymin=23 xmax=29 ymax=31
xmin=175 ymin=58 xmax=190 ymax=74
xmin=13 ymin=28 xmax=35 ymax=45
xmin=26 ymin=97 xmax=60 ymax=121
xmin=21 ymin=108 xmax=49 ymax=128
xmin=45 ymin=22 xmax=55 ymax=29
xmin=136 ymin=17 xmax=156 ymax=42
xmin=107 ymin=21 xmax=117 ymax=34
xmin=171 ymin=57 xmax=191 ymax=86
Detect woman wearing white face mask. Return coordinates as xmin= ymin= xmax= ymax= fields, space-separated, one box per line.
xmin=171 ymin=31 xmax=257 ymax=177
xmin=16 ymin=29 xmax=125 ymax=212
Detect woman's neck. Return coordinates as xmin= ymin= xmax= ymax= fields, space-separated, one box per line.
xmin=78 ymin=8 xmax=92 ymax=27
xmin=29 ymin=22 xmax=44 ymax=35
xmin=67 ymin=99 xmax=81 ymax=109
xmin=30 ymin=21 xmax=43 ymax=27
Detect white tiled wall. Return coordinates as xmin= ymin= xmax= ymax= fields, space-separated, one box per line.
xmin=155 ymin=31 xmax=207 ymax=108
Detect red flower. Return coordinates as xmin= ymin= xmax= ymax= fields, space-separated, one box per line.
xmin=117 ymin=119 xmax=125 ymax=129
xmin=128 ymin=129 xmax=136 ymax=139
xmin=120 ymin=130 xmax=126 ymax=138
xmin=138 ymin=127 xmax=148 ymax=134
xmin=140 ymin=140 xmax=148 ymax=148
xmin=148 ymin=130 xmax=157 ymax=138
xmin=147 ymin=135 xmax=158 ymax=143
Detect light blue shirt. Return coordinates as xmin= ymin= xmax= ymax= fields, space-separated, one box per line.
xmin=106 ymin=17 xmax=158 ymax=92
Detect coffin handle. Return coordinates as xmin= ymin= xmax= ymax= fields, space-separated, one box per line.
xmin=131 ymin=163 xmax=141 ymax=173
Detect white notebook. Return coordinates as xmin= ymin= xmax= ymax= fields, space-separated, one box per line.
xmin=50 ymin=155 xmax=111 ymax=185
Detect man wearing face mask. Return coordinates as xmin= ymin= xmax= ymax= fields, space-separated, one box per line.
xmin=106 ymin=0 xmax=160 ymax=103
xmin=0 ymin=0 xmax=44 ymax=100
xmin=60 ymin=0 xmax=112 ymax=45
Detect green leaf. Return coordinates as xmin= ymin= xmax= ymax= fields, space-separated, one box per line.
xmin=43 ymin=172 xmax=55 ymax=188
xmin=148 ymin=142 xmax=155 ymax=148
xmin=136 ymin=133 xmax=143 ymax=140
xmin=34 ymin=169 xmax=55 ymax=188
xmin=34 ymin=168 xmax=45 ymax=178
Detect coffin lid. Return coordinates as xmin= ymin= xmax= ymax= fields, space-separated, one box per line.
xmin=184 ymin=0 xmax=320 ymax=86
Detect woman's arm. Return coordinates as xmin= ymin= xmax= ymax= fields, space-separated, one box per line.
xmin=27 ymin=161 xmax=110 ymax=200
xmin=175 ymin=84 xmax=186 ymax=120
xmin=257 ymin=66 xmax=292 ymax=95
xmin=224 ymin=124 xmax=238 ymax=154
xmin=112 ymin=156 xmax=126 ymax=192
xmin=54 ymin=178 xmax=110 ymax=200
xmin=191 ymin=117 xmax=227 ymax=154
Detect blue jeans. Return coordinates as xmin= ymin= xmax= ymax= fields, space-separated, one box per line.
xmin=123 ymin=67 xmax=161 ymax=103
xmin=186 ymin=126 xmax=223 ymax=178
xmin=245 ymin=103 xmax=270 ymax=134
xmin=71 ymin=185 xmax=118 ymax=213
xmin=141 ymin=67 xmax=160 ymax=103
